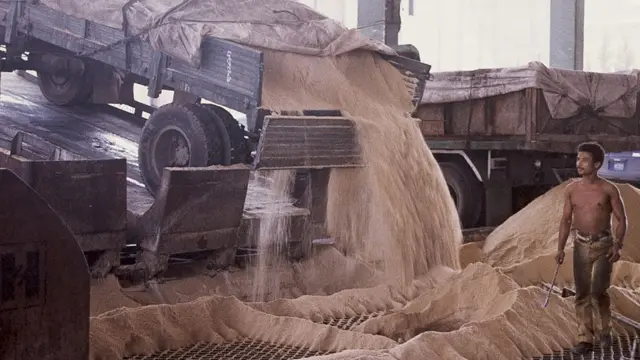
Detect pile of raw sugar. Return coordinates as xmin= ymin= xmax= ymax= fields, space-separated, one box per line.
xmin=87 ymin=50 xmax=640 ymax=360
xmin=89 ymin=178 xmax=640 ymax=360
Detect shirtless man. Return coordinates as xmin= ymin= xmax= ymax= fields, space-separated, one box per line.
xmin=556 ymin=141 xmax=627 ymax=355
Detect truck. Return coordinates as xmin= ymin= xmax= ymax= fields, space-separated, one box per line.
xmin=0 ymin=0 xmax=430 ymax=280
xmin=415 ymin=61 xmax=640 ymax=228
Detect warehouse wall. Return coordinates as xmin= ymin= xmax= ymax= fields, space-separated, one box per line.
xmin=398 ymin=0 xmax=551 ymax=71
xmin=301 ymin=0 xmax=640 ymax=73
xmin=584 ymin=0 xmax=640 ymax=72
xmin=299 ymin=0 xmax=550 ymax=71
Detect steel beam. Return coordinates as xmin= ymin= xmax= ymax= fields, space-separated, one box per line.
xmin=550 ymin=0 xmax=585 ymax=70
xmin=357 ymin=0 xmax=401 ymax=46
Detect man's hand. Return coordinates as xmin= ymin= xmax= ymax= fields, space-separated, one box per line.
xmin=555 ymin=250 xmax=565 ymax=264
xmin=607 ymin=244 xmax=621 ymax=263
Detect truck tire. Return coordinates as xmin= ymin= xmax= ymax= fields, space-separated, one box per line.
xmin=201 ymin=104 xmax=249 ymax=164
xmin=37 ymin=69 xmax=92 ymax=106
xmin=440 ymin=161 xmax=483 ymax=228
xmin=138 ymin=103 xmax=231 ymax=197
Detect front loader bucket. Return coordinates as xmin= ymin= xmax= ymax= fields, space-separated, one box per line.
xmin=0 ymin=131 xmax=127 ymax=278
xmin=0 ymin=169 xmax=89 ymax=360
xmin=128 ymin=165 xmax=251 ymax=276
xmin=253 ymin=113 xmax=364 ymax=170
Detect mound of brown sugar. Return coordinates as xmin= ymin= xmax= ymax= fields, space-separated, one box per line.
xmin=615 ymin=184 xmax=640 ymax=262
xmin=88 ymin=246 xmax=389 ymax=316
xmin=484 ymin=181 xmax=640 ymax=268
xmin=90 ymin=294 xmax=397 ymax=360
xmin=87 ymin=48 xmax=640 ymax=360
xmin=482 ymin=181 xmax=571 ymax=268
xmin=90 ymin=258 xmax=640 ymax=360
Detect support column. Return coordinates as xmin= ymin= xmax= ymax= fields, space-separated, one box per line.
xmin=357 ymin=0 xmax=401 ymax=46
xmin=549 ymin=0 xmax=585 ymax=70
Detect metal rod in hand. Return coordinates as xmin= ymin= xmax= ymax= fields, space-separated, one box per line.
xmin=543 ymin=263 xmax=561 ymax=308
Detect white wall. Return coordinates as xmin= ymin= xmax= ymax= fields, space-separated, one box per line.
xmin=583 ymin=0 xmax=640 ymax=72
xmin=302 ymin=0 xmax=640 ymax=73
xmin=399 ymin=0 xmax=550 ymax=71
xmin=300 ymin=0 xmax=550 ymax=72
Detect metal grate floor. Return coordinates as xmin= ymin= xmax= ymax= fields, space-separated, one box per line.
xmin=126 ymin=311 xmax=639 ymax=359
xmin=124 ymin=338 xmax=334 ymax=360
xmin=531 ymin=335 xmax=640 ymax=359
xmin=320 ymin=311 xmax=386 ymax=331
xmin=124 ymin=312 xmax=385 ymax=360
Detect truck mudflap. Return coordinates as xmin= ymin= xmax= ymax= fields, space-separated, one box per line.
xmin=0 ymin=169 xmax=90 ymax=360
xmin=0 ymin=131 xmax=127 ymax=278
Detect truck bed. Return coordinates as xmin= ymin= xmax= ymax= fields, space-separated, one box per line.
xmin=0 ymin=72 xmax=143 ymax=181
xmin=418 ymin=62 xmax=640 ymax=153
xmin=0 ymin=71 xmax=156 ymax=210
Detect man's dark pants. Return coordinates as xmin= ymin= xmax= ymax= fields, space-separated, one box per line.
xmin=573 ymin=232 xmax=613 ymax=344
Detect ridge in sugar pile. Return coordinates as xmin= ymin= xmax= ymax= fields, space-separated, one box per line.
xmin=482 ymin=181 xmax=571 ymax=268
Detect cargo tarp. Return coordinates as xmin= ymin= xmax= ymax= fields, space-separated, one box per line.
xmin=421 ymin=61 xmax=640 ymax=119
xmin=39 ymin=0 xmax=395 ymax=67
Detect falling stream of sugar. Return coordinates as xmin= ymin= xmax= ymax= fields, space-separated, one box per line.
xmin=250 ymin=170 xmax=296 ymax=302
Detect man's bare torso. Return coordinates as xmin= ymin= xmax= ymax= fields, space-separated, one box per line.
xmin=567 ymin=178 xmax=614 ymax=235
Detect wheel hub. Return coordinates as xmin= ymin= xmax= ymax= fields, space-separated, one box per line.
xmin=49 ymin=73 xmax=70 ymax=88
xmin=153 ymin=128 xmax=191 ymax=176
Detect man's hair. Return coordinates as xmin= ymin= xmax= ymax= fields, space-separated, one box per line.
xmin=577 ymin=141 xmax=605 ymax=164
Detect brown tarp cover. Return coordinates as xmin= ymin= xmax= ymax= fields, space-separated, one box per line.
xmin=39 ymin=0 xmax=395 ymax=67
xmin=421 ymin=61 xmax=640 ymax=119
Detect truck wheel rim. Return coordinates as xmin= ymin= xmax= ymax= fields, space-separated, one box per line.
xmin=152 ymin=127 xmax=191 ymax=177
xmin=50 ymin=73 xmax=70 ymax=87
